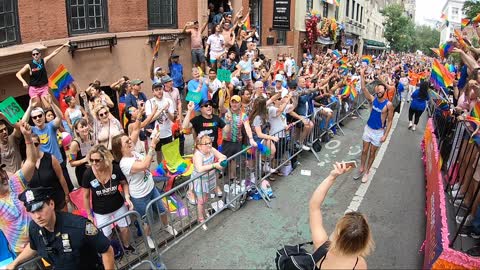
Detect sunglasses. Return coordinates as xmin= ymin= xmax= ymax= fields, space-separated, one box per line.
xmin=31 ymin=114 xmax=43 ymax=120
xmin=98 ymin=112 xmax=108 ymax=118
xmin=32 ymin=53 xmax=40 ymax=56
xmin=90 ymin=158 xmax=103 ymax=164
xmin=201 ymin=104 xmax=212 ymax=108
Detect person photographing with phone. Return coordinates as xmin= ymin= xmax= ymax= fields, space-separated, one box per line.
xmin=309 ymin=162 xmax=374 ymax=269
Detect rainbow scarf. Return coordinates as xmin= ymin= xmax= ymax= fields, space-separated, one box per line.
xmin=461 ymin=18 xmax=471 ymax=29
xmin=430 ymin=59 xmax=454 ymax=90
xmin=48 ymin=64 xmax=74 ymax=99
xmin=361 ymin=55 xmax=373 ymax=65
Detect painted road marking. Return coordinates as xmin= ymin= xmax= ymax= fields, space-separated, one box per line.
xmin=345 ymin=104 xmax=403 ymax=213
xmin=348 ymin=145 xmax=362 ymax=156
xmin=325 ymin=140 xmax=341 ymax=150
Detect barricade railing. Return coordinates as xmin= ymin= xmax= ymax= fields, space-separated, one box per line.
xmin=96 ymin=210 xmax=164 ymax=270
xmin=16 ymin=256 xmax=44 ymax=270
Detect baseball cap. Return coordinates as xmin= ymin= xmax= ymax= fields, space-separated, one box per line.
xmin=152 ymin=82 xmax=163 ymax=89
xmin=30 ymin=107 xmax=45 ymax=116
xmin=130 ymin=79 xmax=143 ymax=86
xmin=230 ymin=95 xmax=241 ymax=103
xmin=171 ymin=53 xmax=179 ymax=58
xmin=18 ymin=187 xmax=54 ymax=212
xmin=161 ymin=75 xmax=173 ymax=83
xmin=154 ymin=67 xmax=163 ymax=74
xmin=275 ymin=74 xmax=283 ymax=81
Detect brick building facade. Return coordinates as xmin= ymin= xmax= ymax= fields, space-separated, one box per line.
xmin=0 ymin=0 xmax=297 ymax=105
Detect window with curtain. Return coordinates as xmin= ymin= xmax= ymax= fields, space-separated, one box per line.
xmin=66 ymin=0 xmax=108 ymax=35
xmin=0 ymin=0 xmax=20 ymax=47
xmin=148 ymin=0 xmax=177 ymax=28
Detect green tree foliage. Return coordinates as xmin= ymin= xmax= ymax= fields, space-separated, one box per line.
xmin=381 ymin=3 xmax=415 ymax=52
xmin=411 ymin=25 xmax=441 ymax=56
xmin=463 ymin=0 xmax=480 ymax=19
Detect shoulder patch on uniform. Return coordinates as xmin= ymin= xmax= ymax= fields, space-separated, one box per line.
xmin=85 ymin=222 xmax=98 ymax=236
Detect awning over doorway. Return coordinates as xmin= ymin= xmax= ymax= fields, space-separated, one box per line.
xmin=363 ymin=39 xmax=386 ymax=49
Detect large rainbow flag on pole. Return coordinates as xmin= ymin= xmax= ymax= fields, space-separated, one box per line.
xmin=430 ymin=59 xmax=454 ymax=90
xmin=48 ymin=64 xmax=74 ymax=99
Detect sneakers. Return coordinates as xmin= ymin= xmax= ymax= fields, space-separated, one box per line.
xmin=165 ymin=225 xmax=178 ymax=236
xmin=353 ymin=169 xmax=364 ymax=180
xmin=123 ymin=245 xmax=136 ymax=253
xmin=453 ymin=199 xmax=467 ymax=208
xmin=361 ymin=172 xmax=369 ymax=183
xmin=452 ymin=183 xmax=460 ymax=191
xmin=147 ymin=236 xmax=155 ymax=249
xmin=302 ymin=145 xmax=311 ymax=151
xmin=201 ymin=224 xmax=208 ymax=231
xmin=451 ymin=189 xmax=464 ymax=199
xmin=408 ymin=122 xmax=413 ymax=129
xmin=263 ymin=162 xmax=276 ymax=174
xmin=456 ymin=214 xmax=473 ymax=226
xmin=412 ymin=125 xmax=416 ymax=131
xmin=459 ymin=226 xmax=480 ymax=239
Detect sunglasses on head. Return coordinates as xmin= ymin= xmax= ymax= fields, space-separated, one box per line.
xmin=90 ymin=158 xmax=103 ymax=164
xmin=31 ymin=114 xmax=43 ymax=120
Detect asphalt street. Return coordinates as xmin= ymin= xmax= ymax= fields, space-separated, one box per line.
xmin=162 ymin=102 xmax=426 ymax=269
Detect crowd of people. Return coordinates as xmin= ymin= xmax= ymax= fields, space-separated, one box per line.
xmin=3 ymin=1 xmax=472 ymax=267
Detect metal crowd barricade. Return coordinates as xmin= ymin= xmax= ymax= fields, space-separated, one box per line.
xmin=96 ymin=210 xmax=163 ymax=270
xmin=145 ymin=146 xmax=257 ymax=256
xmin=308 ymin=101 xmax=338 ymax=162
xmin=16 ymin=256 xmax=44 ymax=270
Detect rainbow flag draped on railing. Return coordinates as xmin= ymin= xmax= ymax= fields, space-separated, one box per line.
xmin=48 ymin=64 xmax=74 ymax=99
xmin=430 ymin=59 xmax=454 ymax=90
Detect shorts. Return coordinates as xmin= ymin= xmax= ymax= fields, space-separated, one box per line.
xmin=222 ymin=140 xmax=242 ymax=158
xmin=94 ymin=204 xmax=131 ymax=237
xmin=362 ymin=125 xmax=384 ymax=147
xmin=28 ymin=84 xmax=49 ymax=98
xmin=154 ymin=136 xmax=173 ymax=152
xmin=191 ymin=48 xmax=206 ymax=65
xmin=130 ymin=186 xmax=166 ymax=218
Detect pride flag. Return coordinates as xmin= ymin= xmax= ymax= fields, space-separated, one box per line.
xmin=430 ymin=59 xmax=454 ymax=90
xmin=454 ymin=29 xmax=469 ymax=49
xmin=461 ymin=18 xmax=471 ymax=29
xmin=48 ymin=64 xmax=74 ymax=99
xmin=471 ymin=102 xmax=480 ymax=119
xmin=361 ymin=55 xmax=373 ymax=65
xmin=473 ymin=13 xmax=480 ymax=24
xmin=338 ymin=56 xmax=348 ymax=65
xmin=332 ymin=49 xmax=341 ymax=59
xmin=243 ymin=16 xmax=251 ymax=30
xmin=340 ymin=85 xmax=351 ymax=97
xmin=438 ymin=43 xmax=453 ymax=59
xmin=430 ymin=48 xmax=441 ymax=58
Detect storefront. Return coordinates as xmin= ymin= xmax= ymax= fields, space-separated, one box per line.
xmin=363 ymin=39 xmax=387 ymax=56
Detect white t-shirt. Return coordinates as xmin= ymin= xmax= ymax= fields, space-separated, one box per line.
xmin=146 ymin=97 xmax=174 ymax=138
xmin=207 ymin=34 xmax=225 ymax=58
xmin=119 ymin=152 xmax=154 ymax=199
xmin=268 ymin=104 xmax=293 ymax=137
xmin=208 ymin=78 xmax=223 ymax=96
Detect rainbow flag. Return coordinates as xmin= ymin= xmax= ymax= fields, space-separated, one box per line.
xmin=153 ymin=36 xmax=161 ymax=57
xmin=332 ymin=49 xmax=341 ymax=59
xmin=465 ymin=116 xmax=480 ymax=144
xmin=430 ymin=59 xmax=454 ymax=90
xmin=338 ymin=56 xmax=348 ymax=64
xmin=461 ymin=18 xmax=471 ymax=29
xmin=340 ymin=85 xmax=351 ymax=97
xmin=438 ymin=43 xmax=453 ymax=59
xmin=361 ymin=55 xmax=373 ymax=65
xmin=331 ymin=18 xmax=337 ymax=32
xmin=48 ymin=64 xmax=74 ymax=99
xmin=431 ymin=48 xmax=441 ymax=58
xmin=471 ymin=102 xmax=480 ymax=119
xmin=454 ymin=29 xmax=468 ymax=49
xmin=428 ymin=89 xmax=446 ymax=102
xmin=350 ymin=85 xmax=358 ymax=100
xmin=243 ymin=16 xmax=251 ymax=30
xmin=473 ymin=13 xmax=480 ymax=24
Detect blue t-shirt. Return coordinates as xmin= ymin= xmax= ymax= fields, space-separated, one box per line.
xmin=187 ymin=78 xmax=209 ymax=111
xmin=125 ymin=92 xmax=148 ymax=108
xmin=32 ymin=121 xmax=63 ymax=163
xmin=410 ymin=89 xmax=429 ymax=112
xmin=169 ymin=62 xmax=184 ymax=88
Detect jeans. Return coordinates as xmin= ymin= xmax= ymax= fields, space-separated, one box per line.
xmin=130 ymin=186 xmax=166 ymax=217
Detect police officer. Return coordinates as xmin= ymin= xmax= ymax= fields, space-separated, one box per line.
xmin=7 ymin=187 xmax=114 ymax=270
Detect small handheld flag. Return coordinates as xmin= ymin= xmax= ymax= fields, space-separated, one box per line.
xmin=461 ymin=18 xmax=471 ymax=29
xmin=48 ymin=64 xmax=74 ymax=99
xmin=361 ymin=55 xmax=373 ymax=65
xmin=430 ymin=59 xmax=454 ymax=90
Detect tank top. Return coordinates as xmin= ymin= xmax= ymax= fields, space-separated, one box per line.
xmin=29 ymin=59 xmax=48 ymax=86
xmin=367 ymin=98 xmax=389 ymax=130
xmin=68 ymin=105 xmax=83 ymax=126
xmin=28 ymin=153 xmax=65 ymax=209
xmin=72 ymin=139 xmax=92 ymax=183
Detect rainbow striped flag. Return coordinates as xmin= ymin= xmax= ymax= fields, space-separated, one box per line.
xmin=338 ymin=56 xmax=348 ymax=64
xmin=243 ymin=16 xmax=251 ymax=30
xmin=473 ymin=13 xmax=480 ymax=24
xmin=454 ymin=29 xmax=469 ymax=49
xmin=430 ymin=59 xmax=454 ymax=90
xmin=428 ymin=89 xmax=446 ymax=102
xmin=438 ymin=43 xmax=453 ymax=59
xmin=465 ymin=115 xmax=480 ymax=144
xmin=361 ymin=55 xmax=373 ymax=65
xmin=350 ymin=85 xmax=358 ymax=100
xmin=332 ymin=49 xmax=341 ymax=59
xmin=48 ymin=64 xmax=74 ymax=99
xmin=340 ymin=85 xmax=351 ymax=97
xmin=461 ymin=18 xmax=471 ymax=29
xmin=431 ymin=48 xmax=441 ymax=58
xmin=471 ymin=102 xmax=480 ymax=119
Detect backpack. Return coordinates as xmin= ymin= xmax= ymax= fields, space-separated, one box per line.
xmin=275 ymin=241 xmax=327 ymax=270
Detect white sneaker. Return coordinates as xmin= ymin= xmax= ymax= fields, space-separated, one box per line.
xmin=250 ymin=173 xmax=256 ymax=185
xmin=165 ymin=225 xmax=178 ymax=236
xmin=302 ymin=145 xmax=311 ymax=151
xmin=147 ymin=236 xmax=155 ymax=249
xmin=201 ymin=224 xmax=208 ymax=231
xmin=452 ymin=189 xmax=464 ymax=198
xmin=412 ymin=125 xmax=416 ymax=131
xmin=263 ymin=162 xmax=276 ymax=174
xmin=452 ymin=183 xmax=460 ymax=191
xmin=456 ymin=215 xmax=473 ymax=226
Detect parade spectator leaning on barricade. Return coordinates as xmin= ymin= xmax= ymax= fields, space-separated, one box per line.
xmin=112 ymin=108 xmax=177 ymax=249
xmin=28 ymin=133 xmax=70 ymax=212
xmin=0 ymin=121 xmax=37 ymax=254
xmin=16 ymin=42 xmax=70 ymax=109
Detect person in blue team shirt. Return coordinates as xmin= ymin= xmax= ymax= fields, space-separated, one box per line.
xmin=187 ymin=67 xmax=210 ymax=112
xmin=168 ymin=53 xmax=185 ymax=96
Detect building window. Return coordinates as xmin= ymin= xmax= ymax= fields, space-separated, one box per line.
xmin=307 ymin=0 xmax=313 ymax=12
xmin=346 ymin=0 xmax=349 ymax=17
xmin=360 ymin=6 xmax=363 ymax=23
xmin=451 ymin=7 xmax=459 ymax=21
xmin=0 ymin=0 xmax=20 ymax=47
xmin=356 ymin=3 xmax=360 ymax=21
xmin=276 ymin=30 xmax=286 ymax=45
xmin=351 ymin=0 xmax=355 ymax=19
xmin=66 ymin=0 xmax=108 ymax=35
xmin=148 ymin=0 xmax=177 ymax=28
xmin=335 ymin=5 xmax=339 ymax=20
xmin=323 ymin=2 xmax=328 ymax=18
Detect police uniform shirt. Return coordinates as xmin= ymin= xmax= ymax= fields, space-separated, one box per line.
xmin=29 ymin=212 xmax=110 ymax=270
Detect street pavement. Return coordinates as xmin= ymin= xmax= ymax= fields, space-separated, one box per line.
xmin=162 ymin=102 xmax=426 ymax=269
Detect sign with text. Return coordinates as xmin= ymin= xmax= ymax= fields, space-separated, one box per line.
xmin=0 ymin=96 xmax=24 ymax=124
xmin=185 ymin=90 xmax=202 ymax=104
xmin=272 ymin=0 xmax=291 ymax=31
xmin=217 ymin=69 xmax=231 ymax=82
